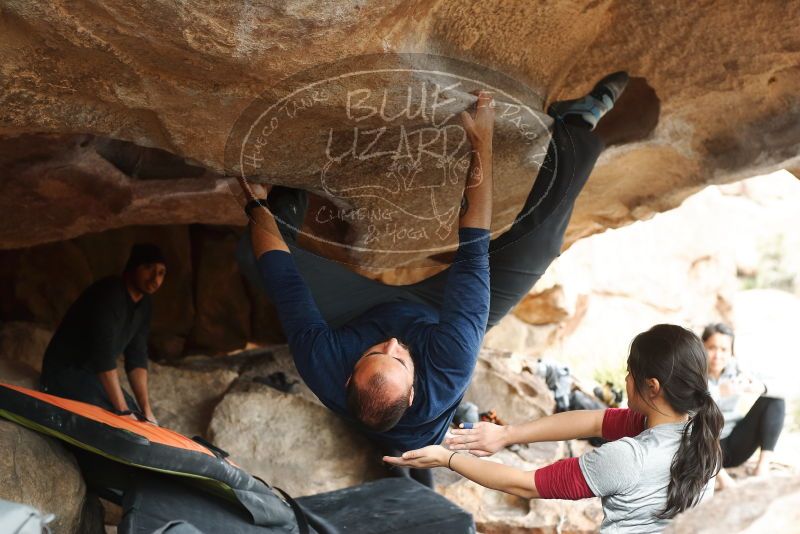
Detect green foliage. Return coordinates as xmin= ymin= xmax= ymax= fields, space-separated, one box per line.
xmin=593 ymin=359 xmax=627 ymax=397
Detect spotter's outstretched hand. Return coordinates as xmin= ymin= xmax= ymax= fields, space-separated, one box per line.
xmin=382 ymin=445 xmax=450 ymax=469
xmin=445 ymin=421 xmax=508 ymax=456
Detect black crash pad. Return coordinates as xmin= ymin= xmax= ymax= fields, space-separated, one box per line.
xmin=118 ymin=472 xmax=310 ymax=534
xmin=297 ymin=478 xmax=475 ymax=534
xmin=119 ymin=474 xmax=474 ymax=534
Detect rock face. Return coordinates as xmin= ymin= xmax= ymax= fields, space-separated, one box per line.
xmin=513 ymin=285 xmax=570 ymax=326
xmin=0 ymin=134 xmax=243 ymax=251
xmin=208 ymin=382 xmax=384 ymax=497
xmin=0 ymin=359 xmax=39 ymax=389
xmin=146 ymin=362 xmax=238 ymax=438
xmin=2 ymin=2 xmax=800 ymax=349
xmin=438 ymin=467 xmax=603 ymax=534
xmin=0 ymin=420 xmax=87 ymax=534
xmin=117 ymin=360 xmax=239 ymax=438
xmin=0 ymin=226 xmax=284 ymax=357
xmin=666 ymin=476 xmax=800 ymax=534
xmin=504 ymin=170 xmax=800 ymax=385
xmin=436 ymin=348 xmax=604 ymax=533
xmin=464 ymin=348 xmax=554 ymax=425
xmin=0 ymin=321 xmax=52 ymax=373
xmin=200 ymin=346 xmax=383 ymax=497
xmin=187 ymin=226 xmax=252 ymax=353
xmin=1 ymin=1 xmax=799 ymax=269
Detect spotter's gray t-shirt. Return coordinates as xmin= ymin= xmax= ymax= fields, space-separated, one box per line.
xmin=579 ymin=422 xmax=714 ymax=533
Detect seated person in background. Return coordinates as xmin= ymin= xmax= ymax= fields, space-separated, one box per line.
xmin=40 ymin=243 xmax=166 ymax=424
xmin=385 ymin=324 xmax=723 ymax=534
xmin=703 ymin=322 xmax=785 ymax=487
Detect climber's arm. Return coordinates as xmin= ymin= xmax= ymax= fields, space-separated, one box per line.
xmin=238 ymin=179 xmax=289 ymax=256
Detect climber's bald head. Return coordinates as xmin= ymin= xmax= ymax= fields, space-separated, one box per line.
xmin=346 ymin=338 xmax=415 ymax=432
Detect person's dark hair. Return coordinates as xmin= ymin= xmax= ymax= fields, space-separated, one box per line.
xmin=701 ymin=322 xmax=735 ymax=355
xmin=628 ymin=324 xmax=724 ymax=519
xmin=124 ymin=243 xmax=166 ymax=273
xmin=346 ymin=372 xmax=410 ymax=432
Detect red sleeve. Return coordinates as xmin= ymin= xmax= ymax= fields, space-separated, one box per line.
xmin=602 ymin=408 xmax=646 ymax=441
xmin=534 ymin=457 xmax=594 ymax=500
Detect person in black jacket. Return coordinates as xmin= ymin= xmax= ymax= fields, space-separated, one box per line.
xmin=40 ymin=243 xmax=166 ymax=423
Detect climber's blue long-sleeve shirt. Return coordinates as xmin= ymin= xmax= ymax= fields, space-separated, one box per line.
xmin=256 ymin=227 xmax=490 ymax=451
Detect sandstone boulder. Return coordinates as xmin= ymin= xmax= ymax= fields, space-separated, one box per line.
xmin=0 ymin=321 xmax=52 ymax=373
xmin=233 ymin=346 xmax=320 ymax=404
xmin=666 ymin=476 xmax=800 ymax=534
xmin=187 ymin=226 xmax=251 ymax=354
xmin=437 ymin=350 xmax=601 ymax=532
xmin=464 ymin=348 xmax=554 ymax=425
xmin=118 ymin=360 xmax=238 ymax=438
xmin=0 ymin=420 xmax=86 ymax=534
xmin=482 ymin=314 xmax=559 ymax=356
xmin=513 ymin=285 xmax=571 ymax=326
xmin=0 ymin=134 xmax=242 ymax=250
xmin=435 ymin=448 xmax=601 ymax=534
xmin=0 ymin=240 xmax=93 ymax=328
xmin=0 ymin=359 xmax=39 ymax=389
xmin=2 ymin=2 xmax=800 ymax=272
xmin=208 ymin=381 xmax=383 ymax=497
xmin=206 ymin=345 xmax=383 ymax=495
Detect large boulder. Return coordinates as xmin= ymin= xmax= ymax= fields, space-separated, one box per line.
xmin=207 ymin=381 xmax=383 ymax=497
xmin=435 ymin=447 xmax=602 ymax=534
xmin=147 ymin=361 xmax=238 ymax=438
xmin=483 ymin=314 xmax=559 ymax=356
xmin=0 ymin=420 xmax=87 ymax=534
xmin=0 ymin=321 xmax=52 ymax=373
xmin=464 ymin=348 xmax=554 ymax=425
xmin=2 ymin=2 xmax=800 ymax=270
xmin=0 ymin=359 xmax=39 ymax=389
xmin=186 ymin=226 xmax=251 ymax=354
xmin=118 ymin=360 xmax=239 ymax=438
xmin=207 ymin=347 xmax=382 ymax=496
xmin=513 ymin=285 xmax=571 ymax=326
xmin=666 ymin=476 xmax=800 ymax=534
xmin=435 ymin=348 xmax=602 ymax=532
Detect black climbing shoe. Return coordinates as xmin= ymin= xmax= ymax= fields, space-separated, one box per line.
xmin=547 ymin=71 xmax=629 ymax=130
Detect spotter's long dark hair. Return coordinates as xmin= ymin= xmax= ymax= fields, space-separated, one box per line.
xmin=628 ymin=324 xmax=723 ymax=519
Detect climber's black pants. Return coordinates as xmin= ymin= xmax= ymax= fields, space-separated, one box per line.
xmin=237 ymin=118 xmax=604 ymax=331
xmin=721 ymin=396 xmax=786 ymax=468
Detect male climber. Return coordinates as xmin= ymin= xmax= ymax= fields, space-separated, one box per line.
xmin=40 ymin=243 xmax=166 ymax=424
xmin=241 ymin=73 xmax=629 ymax=486
xmin=242 ymin=91 xmax=495 ymax=487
